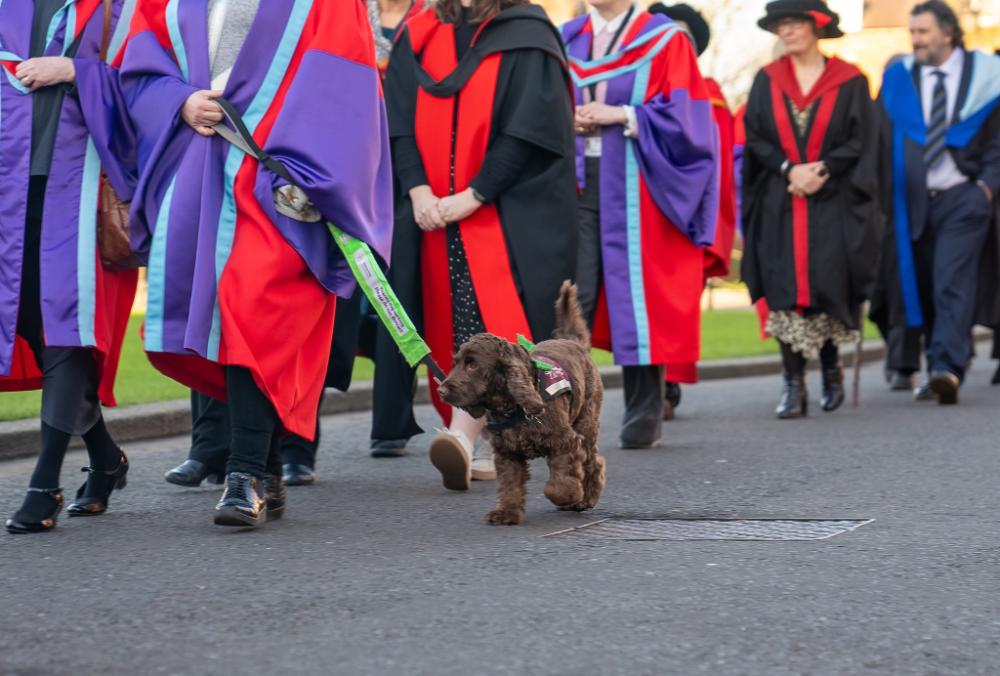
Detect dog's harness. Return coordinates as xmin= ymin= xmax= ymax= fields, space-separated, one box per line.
xmin=484 ymin=354 xmax=573 ymax=433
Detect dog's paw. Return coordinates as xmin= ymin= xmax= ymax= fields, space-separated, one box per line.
xmin=544 ymin=481 xmax=584 ymax=509
xmin=557 ymin=503 xmax=590 ymax=512
xmin=486 ymin=509 xmax=524 ymax=525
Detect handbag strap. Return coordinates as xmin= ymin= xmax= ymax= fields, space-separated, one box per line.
xmin=99 ymin=0 xmax=113 ymax=63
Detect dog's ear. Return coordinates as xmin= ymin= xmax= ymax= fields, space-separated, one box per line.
xmin=499 ymin=343 xmax=545 ymax=415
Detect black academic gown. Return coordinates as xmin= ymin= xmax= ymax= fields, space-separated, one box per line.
xmin=742 ymin=64 xmax=882 ymax=330
xmin=383 ymin=6 xmax=577 ymax=343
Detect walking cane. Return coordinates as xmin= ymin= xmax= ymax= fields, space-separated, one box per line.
xmin=852 ymin=302 xmax=868 ymax=408
xmin=210 ymin=99 xmax=448 ymax=384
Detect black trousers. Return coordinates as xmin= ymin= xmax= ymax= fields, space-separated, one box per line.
xmin=188 ymin=390 xmax=323 ymax=471
xmin=577 ymin=157 xmax=663 ymax=445
xmin=885 ymin=325 xmax=922 ymax=375
xmin=17 ymin=176 xmax=100 ymax=435
xmin=370 ymin=201 xmax=424 ymax=445
xmin=914 ymin=182 xmax=993 ymax=380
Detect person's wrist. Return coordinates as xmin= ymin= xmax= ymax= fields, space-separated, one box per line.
xmin=781 ymin=160 xmax=793 ymax=179
xmin=469 ymin=186 xmax=486 ymax=204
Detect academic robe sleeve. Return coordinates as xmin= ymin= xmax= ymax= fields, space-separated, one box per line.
xmin=743 ymin=70 xmax=788 ymax=177
xmin=249 ymin=13 xmax=394 ymax=295
xmin=740 ymin=70 xmax=777 ymax=301
xmin=470 ymin=47 xmax=573 ymax=203
xmin=631 ymin=33 xmax=719 ymax=247
xmin=829 ymin=75 xmax=882 ymax=303
xmin=119 ymin=6 xmax=200 ymax=251
xmin=73 ymin=57 xmax=138 ymax=200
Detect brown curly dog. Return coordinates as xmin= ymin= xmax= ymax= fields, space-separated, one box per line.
xmin=436 ymin=282 xmax=605 ymax=525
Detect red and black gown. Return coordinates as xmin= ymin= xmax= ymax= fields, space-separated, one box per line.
xmin=742 ymin=55 xmax=881 ymax=356
xmin=384 ymin=4 xmax=577 ymax=423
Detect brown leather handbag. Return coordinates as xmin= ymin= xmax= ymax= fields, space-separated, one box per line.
xmin=94 ymin=0 xmax=139 ymax=271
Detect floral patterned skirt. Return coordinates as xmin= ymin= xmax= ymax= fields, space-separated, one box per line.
xmin=766 ymin=310 xmax=857 ymax=358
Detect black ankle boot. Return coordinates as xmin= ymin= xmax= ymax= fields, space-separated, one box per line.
xmin=776 ymin=372 xmax=808 ymax=419
xmin=164 ymin=459 xmax=225 ymax=487
xmin=6 ymin=488 xmax=64 ymax=534
xmin=214 ymin=473 xmax=266 ymax=527
xmin=262 ymin=474 xmax=286 ymax=519
xmin=67 ymin=451 xmax=129 ymax=516
xmin=820 ymin=365 xmax=845 ymax=412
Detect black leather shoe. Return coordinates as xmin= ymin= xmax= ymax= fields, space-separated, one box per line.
xmin=164 ymin=459 xmax=225 ymax=487
xmin=262 ymin=474 xmax=286 ymax=519
xmin=820 ymin=366 xmax=845 ymax=412
xmin=282 ymin=463 xmax=315 ymax=486
xmin=929 ymin=371 xmax=960 ymax=405
xmin=6 ymin=488 xmax=63 ymax=534
xmin=665 ymin=381 xmax=682 ymax=409
xmin=214 ymin=473 xmax=266 ymax=527
xmin=889 ymin=371 xmax=915 ymax=391
xmin=776 ymin=372 xmax=808 ymax=419
xmin=67 ymin=451 xmax=129 ymax=517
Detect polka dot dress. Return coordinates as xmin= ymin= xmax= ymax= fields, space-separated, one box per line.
xmin=446 ymin=223 xmax=486 ymax=351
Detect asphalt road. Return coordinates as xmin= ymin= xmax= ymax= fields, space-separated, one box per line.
xmin=1 ymin=357 xmax=999 ymax=676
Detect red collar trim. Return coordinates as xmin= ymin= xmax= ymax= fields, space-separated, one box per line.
xmin=764 ymin=55 xmax=860 ymax=109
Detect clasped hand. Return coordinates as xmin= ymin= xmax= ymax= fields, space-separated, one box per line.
xmin=410 ymin=185 xmax=482 ymax=231
xmin=574 ymin=102 xmax=627 ymax=135
xmin=16 ymin=57 xmax=75 ymax=92
xmin=787 ymin=162 xmax=829 ymax=198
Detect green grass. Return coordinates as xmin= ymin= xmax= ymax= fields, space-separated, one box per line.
xmin=0 ymin=311 xmax=878 ymax=422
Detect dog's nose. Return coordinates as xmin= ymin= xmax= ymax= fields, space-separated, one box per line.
xmin=437 ymin=384 xmax=450 ymax=398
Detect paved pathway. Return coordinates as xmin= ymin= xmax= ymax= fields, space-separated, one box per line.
xmin=1 ymin=358 xmax=999 ymax=675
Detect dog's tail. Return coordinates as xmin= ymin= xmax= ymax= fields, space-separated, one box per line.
xmin=553 ymin=280 xmax=591 ymax=347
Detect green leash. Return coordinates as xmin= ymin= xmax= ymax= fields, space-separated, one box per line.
xmin=212 ymin=98 xmax=446 ymax=383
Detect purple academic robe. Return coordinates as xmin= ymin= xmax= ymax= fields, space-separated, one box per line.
xmin=0 ymin=0 xmax=138 ymax=404
xmin=120 ymin=0 xmax=392 ymax=438
xmin=561 ymin=12 xmax=719 ymax=367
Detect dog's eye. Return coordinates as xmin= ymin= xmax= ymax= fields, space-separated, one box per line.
xmin=464 ymin=357 xmax=477 ymax=370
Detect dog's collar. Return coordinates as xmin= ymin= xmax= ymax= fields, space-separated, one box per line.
xmin=485 ymin=407 xmax=541 ymax=433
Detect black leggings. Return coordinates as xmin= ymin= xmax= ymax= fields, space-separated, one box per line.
xmin=780 ymin=340 xmax=840 ymax=375
xmin=18 ymin=176 xmax=117 ymax=489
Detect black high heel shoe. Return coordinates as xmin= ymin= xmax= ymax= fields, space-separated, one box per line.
xmin=6 ymin=488 xmax=64 ymax=534
xmin=67 ymin=450 xmax=129 ymax=517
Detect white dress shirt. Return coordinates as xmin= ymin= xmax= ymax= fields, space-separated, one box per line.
xmin=921 ymin=47 xmax=967 ymax=191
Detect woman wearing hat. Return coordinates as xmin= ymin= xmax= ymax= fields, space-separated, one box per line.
xmin=742 ymin=0 xmax=881 ymax=418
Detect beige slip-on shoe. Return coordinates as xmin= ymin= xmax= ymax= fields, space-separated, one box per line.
xmin=429 ymin=430 xmax=472 ymax=491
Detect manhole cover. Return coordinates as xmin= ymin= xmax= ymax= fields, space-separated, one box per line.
xmin=545 ymin=518 xmax=873 ymax=541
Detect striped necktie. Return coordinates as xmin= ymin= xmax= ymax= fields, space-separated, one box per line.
xmin=925 ymin=70 xmax=948 ymax=170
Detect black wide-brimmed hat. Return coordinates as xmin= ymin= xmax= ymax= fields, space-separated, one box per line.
xmin=758 ymin=0 xmax=844 ymax=39
xmin=648 ymin=3 xmax=711 ymax=56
